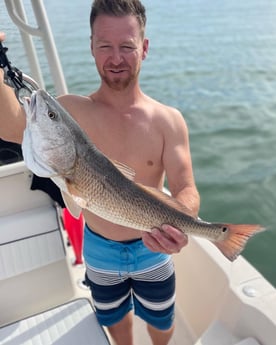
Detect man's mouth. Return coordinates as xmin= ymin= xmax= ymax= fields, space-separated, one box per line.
xmin=106 ymin=69 xmax=126 ymax=74
xmin=105 ymin=65 xmax=128 ymax=74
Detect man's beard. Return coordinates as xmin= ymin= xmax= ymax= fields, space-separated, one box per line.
xmin=102 ymin=74 xmax=132 ymax=91
xmin=100 ymin=63 xmax=140 ymax=91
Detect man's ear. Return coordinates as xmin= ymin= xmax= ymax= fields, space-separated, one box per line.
xmin=142 ymin=38 xmax=149 ymax=60
xmin=90 ymin=36 xmax=95 ymax=57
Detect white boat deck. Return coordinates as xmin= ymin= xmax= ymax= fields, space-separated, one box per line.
xmin=132 ymin=311 xmax=194 ymax=345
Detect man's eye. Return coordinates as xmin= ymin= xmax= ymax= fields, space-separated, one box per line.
xmin=121 ymin=46 xmax=135 ymax=52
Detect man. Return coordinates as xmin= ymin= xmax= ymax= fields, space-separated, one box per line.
xmin=0 ymin=1 xmax=200 ymax=344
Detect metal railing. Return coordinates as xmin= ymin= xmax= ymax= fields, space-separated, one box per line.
xmin=4 ymin=0 xmax=68 ymax=95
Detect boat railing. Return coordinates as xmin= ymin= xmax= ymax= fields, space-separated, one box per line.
xmin=4 ymin=0 xmax=68 ymax=95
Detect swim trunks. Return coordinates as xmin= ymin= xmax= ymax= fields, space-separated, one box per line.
xmin=83 ymin=224 xmax=175 ymax=330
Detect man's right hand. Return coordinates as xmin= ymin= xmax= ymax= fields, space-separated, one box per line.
xmin=0 ymin=32 xmax=5 ymax=41
xmin=0 ymin=31 xmax=26 ymax=144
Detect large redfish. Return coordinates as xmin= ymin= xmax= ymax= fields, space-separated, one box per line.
xmin=22 ymin=90 xmax=265 ymax=261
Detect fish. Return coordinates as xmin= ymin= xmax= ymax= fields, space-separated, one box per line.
xmin=22 ymin=89 xmax=265 ymax=262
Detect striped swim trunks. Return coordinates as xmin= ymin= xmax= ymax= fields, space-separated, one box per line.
xmin=83 ymin=224 xmax=176 ymax=330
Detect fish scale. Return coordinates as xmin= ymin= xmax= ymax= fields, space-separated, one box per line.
xmin=22 ymin=89 xmax=265 ymax=262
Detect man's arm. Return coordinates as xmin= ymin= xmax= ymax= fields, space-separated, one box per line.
xmin=0 ymin=32 xmax=26 ymax=144
xmin=163 ymin=109 xmax=200 ymax=217
xmin=142 ymin=107 xmax=200 ymax=254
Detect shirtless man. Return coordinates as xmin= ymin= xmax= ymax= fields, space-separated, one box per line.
xmin=0 ymin=1 xmax=200 ymax=344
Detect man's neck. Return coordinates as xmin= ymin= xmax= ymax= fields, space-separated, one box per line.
xmin=95 ymin=82 xmax=144 ymax=110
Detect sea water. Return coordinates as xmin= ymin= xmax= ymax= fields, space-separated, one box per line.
xmin=1 ymin=0 xmax=276 ymax=286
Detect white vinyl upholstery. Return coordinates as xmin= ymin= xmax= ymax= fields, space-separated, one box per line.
xmin=0 ymin=225 xmax=64 ymax=280
xmin=0 ymin=164 xmax=75 ymax=325
xmin=0 ymin=299 xmax=110 ymax=345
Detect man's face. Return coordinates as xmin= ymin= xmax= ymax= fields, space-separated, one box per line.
xmin=91 ymin=15 xmax=148 ymax=91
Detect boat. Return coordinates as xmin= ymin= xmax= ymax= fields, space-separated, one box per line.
xmin=0 ymin=1 xmax=275 ymax=344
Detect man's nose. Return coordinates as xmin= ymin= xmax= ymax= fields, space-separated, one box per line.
xmin=110 ymin=47 xmax=123 ymax=65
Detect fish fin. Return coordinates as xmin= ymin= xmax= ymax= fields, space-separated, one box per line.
xmin=65 ymin=181 xmax=88 ymax=209
xmin=111 ymin=160 xmax=136 ymax=181
xmin=61 ymin=191 xmax=82 ymax=219
xmin=214 ymin=224 xmax=266 ymax=261
xmin=137 ymin=183 xmax=195 ymax=218
xmin=51 ymin=176 xmax=69 ymax=193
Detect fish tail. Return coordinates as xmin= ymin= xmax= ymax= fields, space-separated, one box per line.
xmin=214 ymin=224 xmax=265 ymax=262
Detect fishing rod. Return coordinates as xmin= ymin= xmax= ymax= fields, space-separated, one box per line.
xmin=0 ymin=41 xmax=39 ymax=104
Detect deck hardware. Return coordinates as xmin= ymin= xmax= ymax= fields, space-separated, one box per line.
xmin=242 ymin=285 xmax=257 ymax=297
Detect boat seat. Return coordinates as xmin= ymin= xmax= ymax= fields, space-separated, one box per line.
xmin=0 ymin=162 xmax=77 ymax=325
xmin=0 ymin=298 xmax=111 ymax=345
xmin=194 ymin=320 xmax=261 ymax=345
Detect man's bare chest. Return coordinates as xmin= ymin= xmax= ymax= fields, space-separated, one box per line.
xmin=80 ymin=115 xmax=164 ymax=185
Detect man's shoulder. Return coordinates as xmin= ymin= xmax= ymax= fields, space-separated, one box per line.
xmin=144 ymin=96 xmax=184 ymax=126
xmin=57 ymin=93 xmax=96 ymax=119
xmin=144 ymin=94 xmax=181 ymax=116
xmin=142 ymin=96 xmax=188 ymax=139
xmin=57 ymin=93 xmax=93 ymax=107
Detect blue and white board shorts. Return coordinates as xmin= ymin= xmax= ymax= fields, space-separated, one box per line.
xmin=83 ymin=224 xmax=176 ymax=330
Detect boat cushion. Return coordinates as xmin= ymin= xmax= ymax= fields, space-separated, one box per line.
xmin=0 ymin=206 xmax=65 ymax=280
xmin=0 ymin=298 xmax=110 ymax=345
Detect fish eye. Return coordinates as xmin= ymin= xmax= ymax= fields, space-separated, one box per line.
xmin=222 ymin=227 xmax=228 ymax=233
xmin=48 ymin=110 xmax=57 ymax=119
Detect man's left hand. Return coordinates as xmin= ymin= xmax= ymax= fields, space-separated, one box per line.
xmin=142 ymin=224 xmax=188 ymax=254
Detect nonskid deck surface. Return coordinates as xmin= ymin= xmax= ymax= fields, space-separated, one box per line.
xmin=132 ymin=311 xmax=194 ymax=345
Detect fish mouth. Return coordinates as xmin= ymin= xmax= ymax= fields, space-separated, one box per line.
xmin=23 ymin=91 xmax=37 ymax=121
xmin=30 ymin=152 xmax=57 ymax=177
xmin=22 ymin=120 xmax=56 ymax=178
xmin=30 ymin=91 xmax=37 ymax=110
xmin=22 ymin=96 xmax=30 ymax=110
